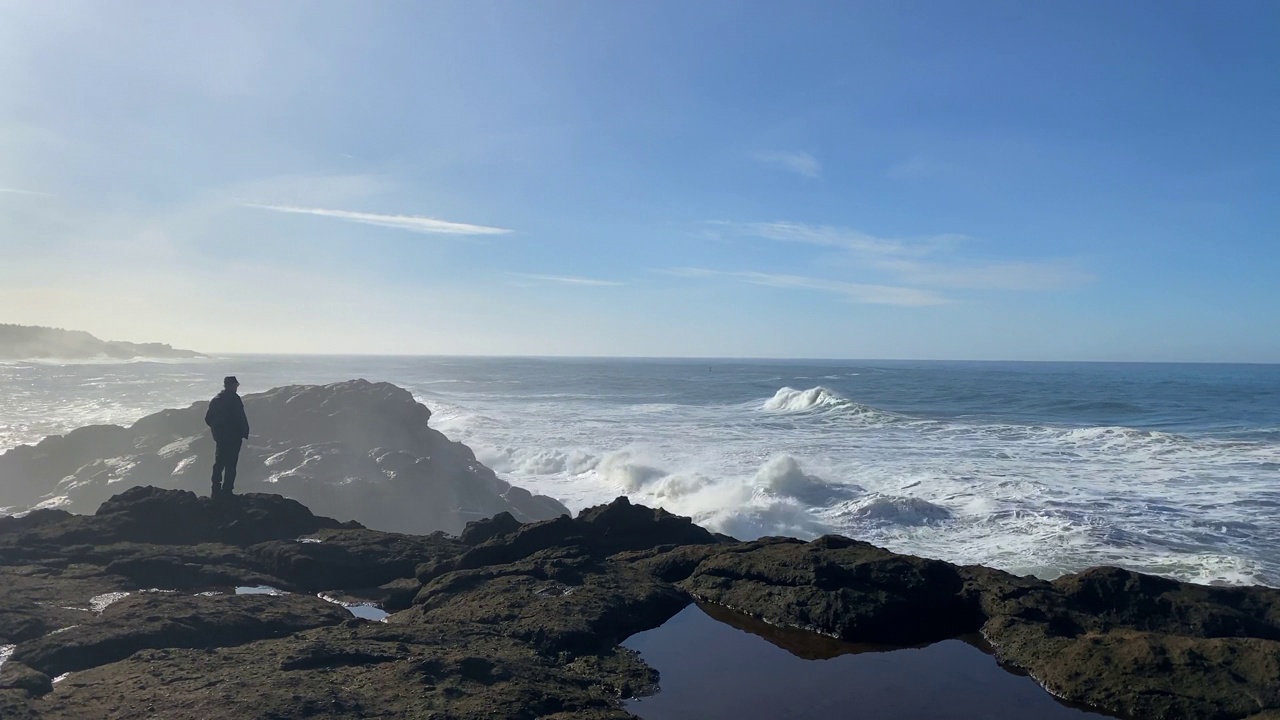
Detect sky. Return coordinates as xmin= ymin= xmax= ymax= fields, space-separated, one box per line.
xmin=1 ymin=1 xmax=1277 ymax=361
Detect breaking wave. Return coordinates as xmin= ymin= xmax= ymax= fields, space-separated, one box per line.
xmin=579 ymin=451 xmax=866 ymax=539
xmin=752 ymin=455 xmax=863 ymax=505
xmin=763 ymin=386 xmax=848 ymax=412
xmin=762 ymin=386 xmax=900 ymax=425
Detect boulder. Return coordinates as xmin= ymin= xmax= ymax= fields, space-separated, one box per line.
xmin=459 ymin=511 xmax=522 ymax=546
xmin=677 ymin=535 xmax=984 ymax=645
xmin=419 ymin=497 xmax=719 ymax=583
xmin=0 ymin=380 xmax=570 ymax=535
xmin=0 ymin=663 xmax=51 ymax=697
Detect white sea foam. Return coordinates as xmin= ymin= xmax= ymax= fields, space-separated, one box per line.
xmin=236 ymin=585 xmax=288 ymax=596
xmin=436 ymin=384 xmax=1280 ymax=586
xmin=89 ymin=591 xmax=131 ymax=612
xmin=753 ymin=455 xmax=864 ymax=505
xmin=845 ymin=496 xmax=954 ymax=525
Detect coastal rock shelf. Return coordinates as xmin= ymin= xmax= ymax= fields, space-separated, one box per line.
xmin=0 ymin=379 xmax=569 ymax=534
xmin=1 ymin=487 xmax=1278 ymax=719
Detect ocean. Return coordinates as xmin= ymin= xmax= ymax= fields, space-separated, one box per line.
xmin=2 ymin=356 xmax=1277 ymax=586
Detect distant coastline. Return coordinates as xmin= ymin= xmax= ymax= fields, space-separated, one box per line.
xmin=0 ymin=323 xmax=203 ymax=360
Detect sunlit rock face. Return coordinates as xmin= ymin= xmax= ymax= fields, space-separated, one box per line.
xmin=0 ymin=380 xmax=568 ymax=534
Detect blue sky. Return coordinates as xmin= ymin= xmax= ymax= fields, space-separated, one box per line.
xmin=1 ymin=1 xmax=1277 ymax=360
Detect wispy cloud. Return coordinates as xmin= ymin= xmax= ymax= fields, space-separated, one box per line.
xmin=663 ymin=267 xmax=949 ymax=306
xmin=887 ymin=155 xmax=952 ymax=180
xmin=753 ymin=151 xmax=821 ymax=179
xmin=508 ymin=272 xmax=624 ymax=287
xmin=716 ymin=220 xmax=1093 ymax=293
xmin=243 ymin=204 xmax=511 ymax=235
xmin=0 ymin=187 xmax=54 ymax=197
xmin=875 ymin=258 xmax=1096 ymax=291
xmin=715 ymin=220 xmax=942 ymax=257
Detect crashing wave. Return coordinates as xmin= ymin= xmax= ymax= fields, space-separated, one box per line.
xmin=763 ymin=386 xmax=848 ymax=412
xmin=752 ymin=455 xmax=863 ymax=505
xmin=761 ymin=387 xmax=898 ymax=425
xmin=693 ymin=498 xmax=832 ymax=540
xmin=595 ymin=450 xmax=668 ymax=492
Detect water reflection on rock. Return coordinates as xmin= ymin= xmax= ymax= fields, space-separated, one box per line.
xmin=624 ymin=604 xmax=1113 ymax=720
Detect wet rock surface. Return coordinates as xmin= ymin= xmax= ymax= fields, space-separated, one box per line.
xmin=0 ymin=488 xmax=1277 ymax=719
xmin=0 ymin=380 xmax=569 ymax=534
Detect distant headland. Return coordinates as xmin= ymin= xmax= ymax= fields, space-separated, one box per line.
xmin=0 ymin=324 xmax=203 ymax=360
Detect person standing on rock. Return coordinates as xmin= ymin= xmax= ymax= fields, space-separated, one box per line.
xmin=204 ymin=376 xmax=250 ymax=499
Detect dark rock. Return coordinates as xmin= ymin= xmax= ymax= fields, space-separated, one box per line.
xmin=459 ymin=511 xmax=522 ymax=546
xmin=33 ymin=628 xmax=647 ymax=720
xmin=92 ymin=486 xmax=347 ymax=545
xmin=980 ymin=566 xmax=1280 ymax=719
xmin=420 ymin=497 xmax=719 ymax=583
xmin=0 ymin=663 xmax=52 ymax=697
xmin=413 ymin=547 xmax=691 ymax=657
xmin=678 ymin=537 xmax=984 ymax=645
xmin=0 ymin=510 xmax=72 ymax=534
xmin=278 ymin=641 xmax=402 ymax=671
xmin=12 ymin=592 xmax=351 ymax=676
xmin=0 ymin=689 xmax=39 ymax=720
xmin=1053 ymin=566 xmax=1280 ymax=639
xmin=1 ymin=487 xmax=1277 ymax=720
xmin=575 ymin=496 xmax=723 ymax=554
xmin=0 ymin=610 xmax=48 ymax=645
xmin=103 ymin=545 xmax=288 ymax=590
xmin=252 ymin=528 xmax=461 ymax=592
xmin=0 ymin=488 xmax=346 ymax=554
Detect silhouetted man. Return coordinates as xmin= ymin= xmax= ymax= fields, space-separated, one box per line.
xmin=204 ymin=376 xmax=250 ymax=498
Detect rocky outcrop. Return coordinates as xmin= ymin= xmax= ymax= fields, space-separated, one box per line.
xmin=12 ymin=593 xmax=353 ymax=678
xmin=1 ymin=488 xmax=1278 ymax=719
xmin=418 ymin=497 xmax=722 ymax=583
xmin=672 ymin=535 xmax=985 ymax=645
xmin=0 ymin=324 xmax=202 ymax=361
xmin=0 ymin=380 xmax=569 ymax=534
xmin=648 ymin=537 xmax=1280 ymax=720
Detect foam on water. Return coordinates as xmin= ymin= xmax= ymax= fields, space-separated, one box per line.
xmin=318 ymin=593 xmax=390 ymax=621
xmin=434 ymin=381 xmax=1280 ymax=586
xmin=89 ymin=592 xmax=131 ymax=612
xmin=235 ymin=585 xmax=288 ymax=596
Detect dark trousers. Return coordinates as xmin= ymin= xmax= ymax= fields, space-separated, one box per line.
xmin=212 ymin=438 xmax=243 ymax=495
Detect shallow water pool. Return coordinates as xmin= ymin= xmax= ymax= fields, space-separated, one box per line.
xmin=623 ymin=604 xmax=1113 ymax=720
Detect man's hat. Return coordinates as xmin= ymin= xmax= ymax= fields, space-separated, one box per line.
xmin=224 ymin=376 xmax=240 ymax=387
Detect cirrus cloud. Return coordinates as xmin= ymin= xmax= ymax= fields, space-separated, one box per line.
xmin=662 ymin=267 xmax=949 ymax=306
xmin=243 ymin=203 xmax=511 ymax=235
xmin=753 ymin=151 xmax=822 ymax=179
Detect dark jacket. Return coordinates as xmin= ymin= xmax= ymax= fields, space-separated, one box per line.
xmin=205 ymin=390 xmax=250 ymax=443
